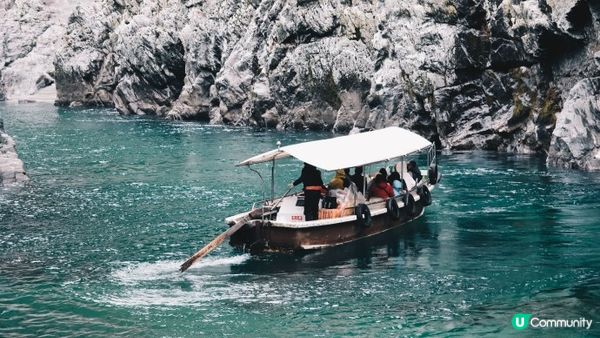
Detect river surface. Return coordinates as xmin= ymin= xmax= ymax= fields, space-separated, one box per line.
xmin=1 ymin=103 xmax=599 ymax=337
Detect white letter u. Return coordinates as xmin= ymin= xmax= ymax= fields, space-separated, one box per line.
xmin=516 ymin=317 xmax=525 ymax=327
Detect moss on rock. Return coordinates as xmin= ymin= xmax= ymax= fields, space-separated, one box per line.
xmin=538 ymin=87 xmax=561 ymax=126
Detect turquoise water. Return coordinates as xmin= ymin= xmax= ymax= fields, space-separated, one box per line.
xmin=1 ymin=103 xmax=599 ymax=337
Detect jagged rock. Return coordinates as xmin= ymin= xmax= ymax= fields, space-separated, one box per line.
xmin=167 ymin=1 xmax=258 ymax=120
xmin=548 ymin=77 xmax=600 ymax=170
xmin=0 ymin=120 xmax=28 ymax=186
xmin=48 ymin=0 xmax=600 ymax=170
xmin=0 ymin=0 xmax=78 ymax=101
xmin=1 ymin=0 xmax=599 ymax=170
xmin=268 ymin=37 xmax=372 ymax=130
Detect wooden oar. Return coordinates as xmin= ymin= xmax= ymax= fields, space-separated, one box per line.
xmin=179 ymin=188 xmax=295 ymax=272
xmin=179 ymin=215 xmax=249 ymax=272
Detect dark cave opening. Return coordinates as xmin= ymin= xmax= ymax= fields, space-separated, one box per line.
xmin=567 ymin=0 xmax=593 ymax=35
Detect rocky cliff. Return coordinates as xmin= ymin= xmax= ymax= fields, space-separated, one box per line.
xmin=2 ymin=0 xmax=599 ymax=170
xmin=0 ymin=119 xmax=28 ymax=186
xmin=0 ymin=0 xmax=79 ymax=102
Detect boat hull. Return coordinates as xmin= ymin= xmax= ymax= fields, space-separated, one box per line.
xmin=229 ymin=197 xmax=427 ymax=252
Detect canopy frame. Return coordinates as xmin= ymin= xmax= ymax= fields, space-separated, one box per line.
xmin=237 ymin=127 xmax=434 ymax=171
xmin=239 ymin=127 xmax=434 ymax=205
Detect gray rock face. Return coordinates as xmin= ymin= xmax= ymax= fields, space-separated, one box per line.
xmin=0 ymin=0 xmax=594 ymax=170
xmin=54 ymin=0 xmax=258 ymax=114
xmin=0 ymin=120 xmax=28 ymax=186
xmin=0 ymin=0 xmax=79 ymax=101
xmin=548 ymin=77 xmax=600 ymax=170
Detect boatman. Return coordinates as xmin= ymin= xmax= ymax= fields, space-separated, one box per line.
xmin=289 ymin=163 xmax=325 ymax=221
xmin=407 ymin=160 xmax=423 ymax=182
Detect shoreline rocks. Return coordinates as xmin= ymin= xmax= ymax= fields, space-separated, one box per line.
xmin=0 ymin=120 xmax=28 ymax=186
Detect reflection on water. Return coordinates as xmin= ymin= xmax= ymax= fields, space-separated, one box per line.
xmin=1 ymin=103 xmax=600 ymax=336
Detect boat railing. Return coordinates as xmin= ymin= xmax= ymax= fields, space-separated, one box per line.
xmin=246 ymin=175 xmax=432 ymax=222
xmin=251 ymin=191 xmax=300 ymax=211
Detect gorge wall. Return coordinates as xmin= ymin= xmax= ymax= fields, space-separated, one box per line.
xmin=0 ymin=0 xmax=79 ymax=101
xmin=1 ymin=0 xmax=599 ymax=170
xmin=0 ymin=119 xmax=28 ymax=186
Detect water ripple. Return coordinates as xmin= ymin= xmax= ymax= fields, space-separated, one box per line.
xmin=1 ymin=105 xmax=599 ymax=336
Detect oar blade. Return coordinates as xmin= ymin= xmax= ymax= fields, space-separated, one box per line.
xmin=179 ymin=256 xmax=196 ymax=273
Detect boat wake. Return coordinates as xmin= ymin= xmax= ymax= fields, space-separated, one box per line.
xmin=111 ymin=254 xmax=250 ymax=285
xmin=97 ymin=254 xmax=256 ymax=307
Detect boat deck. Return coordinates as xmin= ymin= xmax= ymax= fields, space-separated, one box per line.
xmin=225 ymin=182 xmax=433 ymax=229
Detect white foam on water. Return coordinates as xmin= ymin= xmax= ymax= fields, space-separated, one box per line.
xmin=96 ymin=254 xmax=277 ymax=308
xmin=100 ymin=282 xmax=300 ymax=308
xmin=98 ymin=255 xmax=310 ymax=308
xmin=481 ymin=207 xmax=508 ymax=213
xmin=111 ymin=254 xmax=251 ymax=285
xmin=184 ymin=253 xmax=252 ymax=270
xmin=444 ymin=167 xmax=512 ymax=177
xmin=95 ymin=254 xmax=316 ymax=308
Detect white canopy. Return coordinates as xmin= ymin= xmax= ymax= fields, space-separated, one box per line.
xmin=237 ymin=127 xmax=432 ymax=171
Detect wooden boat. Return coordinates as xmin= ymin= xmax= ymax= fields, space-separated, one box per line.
xmin=225 ymin=127 xmax=441 ymax=252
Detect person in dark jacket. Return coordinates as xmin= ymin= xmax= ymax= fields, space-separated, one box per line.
xmin=379 ymin=168 xmax=387 ymax=180
xmin=350 ymin=166 xmax=367 ymax=193
xmin=378 ymin=167 xmax=388 ymax=181
xmin=291 ymin=163 xmax=325 ymax=221
xmin=387 ymin=171 xmax=401 ymax=185
xmin=343 ymin=168 xmax=352 ymax=188
xmin=407 ymin=160 xmax=422 ymax=182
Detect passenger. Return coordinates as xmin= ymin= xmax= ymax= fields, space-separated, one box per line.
xmin=392 ymin=179 xmax=404 ymax=196
xmin=378 ymin=167 xmax=388 ymax=182
xmin=328 ymin=169 xmax=346 ymax=190
xmin=387 ymin=170 xmax=400 ymax=185
xmin=291 ymin=163 xmax=325 ymax=221
xmin=407 ymin=160 xmax=423 ymax=182
xmin=369 ymin=174 xmax=394 ymax=199
xmin=387 ymin=171 xmax=404 ymax=196
xmin=350 ymin=166 xmax=367 ymax=193
xmin=365 ymin=173 xmax=377 ymax=199
xmin=343 ymin=168 xmax=352 ymax=188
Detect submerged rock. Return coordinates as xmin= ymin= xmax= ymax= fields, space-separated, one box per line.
xmin=0 ymin=120 xmax=28 ymax=186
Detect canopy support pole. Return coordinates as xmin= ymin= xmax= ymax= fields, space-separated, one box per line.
xmin=427 ymin=146 xmax=431 ymax=167
xmin=401 ymin=157 xmax=404 ymax=178
xmin=270 ymin=159 xmax=275 ymax=201
xmin=364 ymin=165 xmax=369 ymax=197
